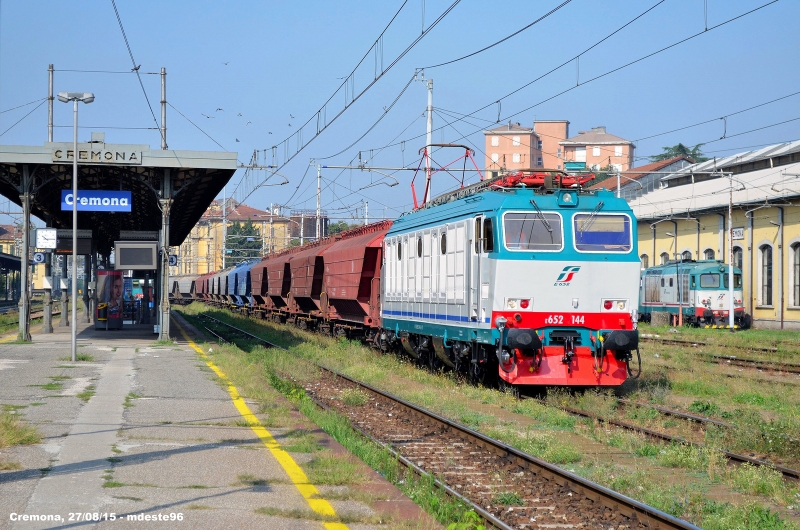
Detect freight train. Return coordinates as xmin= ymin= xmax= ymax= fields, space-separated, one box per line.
xmin=638 ymin=260 xmax=750 ymax=328
xmin=171 ymin=170 xmax=642 ymax=391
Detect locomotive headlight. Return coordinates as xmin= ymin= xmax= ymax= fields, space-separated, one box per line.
xmin=507 ymin=300 xmax=517 ymax=309
xmin=506 ymin=298 xmax=532 ymax=310
xmin=617 ymin=301 xmax=626 ymax=310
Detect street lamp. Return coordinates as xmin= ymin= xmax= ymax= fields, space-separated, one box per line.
xmin=58 ymin=91 xmax=94 ymax=362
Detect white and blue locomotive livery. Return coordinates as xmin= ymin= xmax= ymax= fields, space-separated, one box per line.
xmin=381 ymin=171 xmax=641 ymax=389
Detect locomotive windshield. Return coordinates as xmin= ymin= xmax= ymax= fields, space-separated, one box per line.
xmin=503 ymin=212 xmax=562 ymax=251
xmin=573 ymin=214 xmax=632 ymax=252
xmin=700 ymin=273 xmax=720 ymax=288
xmin=723 ymin=274 xmax=743 ymax=289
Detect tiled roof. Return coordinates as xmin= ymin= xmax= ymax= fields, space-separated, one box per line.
xmin=559 ymin=126 xmax=633 ymax=146
xmin=484 ymin=123 xmax=534 ymax=134
xmin=0 ymin=224 xmax=20 ymax=240
xmin=587 ymin=155 xmax=694 ymax=191
xmin=202 ymin=200 xmax=270 ymax=221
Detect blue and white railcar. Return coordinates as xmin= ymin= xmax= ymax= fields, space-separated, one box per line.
xmin=382 ymin=180 xmax=640 ymax=388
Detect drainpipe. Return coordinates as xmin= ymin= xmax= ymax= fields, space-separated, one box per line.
xmin=696 ymin=221 xmax=700 ymax=260
xmin=717 ymin=213 xmax=726 ymax=260
xmin=777 ymin=207 xmax=784 ymax=329
xmin=651 ymin=225 xmax=656 ymax=267
xmin=748 ymin=214 xmax=754 ymax=318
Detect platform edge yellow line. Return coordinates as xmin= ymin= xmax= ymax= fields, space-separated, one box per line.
xmin=172 ymin=316 xmax=349 ymax=530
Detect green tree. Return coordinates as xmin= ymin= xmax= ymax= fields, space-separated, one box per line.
xmin=649 ymin=143 xmax=708 ymax=163
xmin=328 ymin=220 xmax=359 ymax=235
xmin=226 ymin=219 xmax=262 ymax=266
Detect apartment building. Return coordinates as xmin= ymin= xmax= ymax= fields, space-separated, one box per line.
xmin=560 ymin=126 xmax=635 ymax=172
xmin=483 ymin=120 xmax=570 ymax=171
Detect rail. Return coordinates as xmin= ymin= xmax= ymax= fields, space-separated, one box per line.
xmin=190 ymin=313 xmax=701 ymax=530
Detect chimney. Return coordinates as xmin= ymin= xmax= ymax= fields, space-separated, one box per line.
xmin=592 ymin=126 xmax=607 ymax=134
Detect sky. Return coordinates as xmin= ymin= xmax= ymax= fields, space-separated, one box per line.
xmin=0 ymin=0 xmax=798 ymax=227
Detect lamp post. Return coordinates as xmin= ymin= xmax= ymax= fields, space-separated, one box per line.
xmin=57 ymin=92 xmax=94 ymax=362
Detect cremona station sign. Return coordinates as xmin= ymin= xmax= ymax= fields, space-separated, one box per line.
xmin=61 ymin=190 xmax=132 ymax=212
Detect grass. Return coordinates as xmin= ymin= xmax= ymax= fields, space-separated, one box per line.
xmin=31 ymin=381 xmax=63 ymax=391
xmin=186 ymin=504 xmax=213 ymax=510
xmin=178 ymin=305 xmax=800 ymax=528
xmin=303 ymin=451 xmax=364 ymax=486
xmin=253 ymin=506 xmax=382 ymax=525
xmin=76 ymin=386 xmax=95 ymax=402
xmin=58 ymin=353 xmax=95 ymax=362
xmin=1 ymin=404 xmax=26 ymax=412
xmin=113 ymin=496 xmax=143 ymax=502
xmin=0 ymin=412 xmax=41 ymax=448
xmin=234 ymin=474 xmax=272 ymax=487
xmin=282 ymin=429 xmax=322 ymax=453
xmin=102 ymin=481 xmax=125 ymax=488
xmin=340 ymin=387 xmax=369 ymax=406
xmin=123 ymin=393 xmax=141 ymax=407
xmin=0 ymin=461 xmax=22 ymax=470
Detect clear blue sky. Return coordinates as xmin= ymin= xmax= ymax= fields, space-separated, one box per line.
xmin=1 ymin=0 xmax=797 ymax=225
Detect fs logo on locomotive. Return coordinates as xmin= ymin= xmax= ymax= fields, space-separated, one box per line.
xmin=554 ymin=266 xmax=581 ymax=286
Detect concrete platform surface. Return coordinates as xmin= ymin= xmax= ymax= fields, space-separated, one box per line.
xmin=0 ymin=315 xmax=438 ymax=530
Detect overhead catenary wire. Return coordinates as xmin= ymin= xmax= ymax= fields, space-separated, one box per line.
xmin=233 ymin=0 xmax=463 ymax=206
xmin=0 ymin=98 xmax=47 ymax=115
xmin=420 ymin=0 xmax=574 ymax=69
xmin=167 ymin=102 xmax=227 ymax=151
xmin=353 ymin=0 xmax=668 ymax=158
xmin=0 ymin=100 xmax=46 ymax=138
xmin=110 ymin=0 xmax=167 ymax=149
xmin=318 ymin=73 xmax=417 ymax=160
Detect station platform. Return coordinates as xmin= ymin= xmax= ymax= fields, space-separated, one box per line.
xmin=0 ymin=315 xmax=437 ymax=529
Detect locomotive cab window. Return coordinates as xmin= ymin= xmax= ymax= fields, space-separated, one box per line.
xmin=483 ymin=218 xmax=494 ymax=252
xmin=573 ymin=214 xmax=632 ymax=252
xmin=723 ymin=274 xmax=743 ymax=289
xmin=503 ymin=212 xmax=562 ymax=251
xmin=440 ymin=233 xmax=447 ymax=254
xmin=700 ymin=274 xmax=720 ymax=288
xmin=397 ymin=241 xmax=402 ymax=260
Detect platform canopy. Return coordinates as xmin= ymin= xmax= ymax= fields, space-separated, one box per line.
xmin=0 ymin=142 xmax=238 ymax=255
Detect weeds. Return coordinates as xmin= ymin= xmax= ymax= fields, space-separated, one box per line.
xmin=340 ymin=387 xmax=369 ymax=406
xmin=0 ymin=412 xmax=41 ymax=448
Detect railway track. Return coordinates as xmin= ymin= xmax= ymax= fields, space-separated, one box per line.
xmin=192 ymin=313 xmax=699 ymax=530
xmin=641 ymin=336 xmax=800 ymax=374
xmin=547 ymin=403 xmax=800 ymax=480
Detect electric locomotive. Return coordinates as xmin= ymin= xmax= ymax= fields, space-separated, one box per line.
xmin=638 ymin=260 xmax=749 ymax=328
xmin=176 ymin=169 xmax=642 ymax=390
xmin=381 ymin=170 xmax=641 ymax=389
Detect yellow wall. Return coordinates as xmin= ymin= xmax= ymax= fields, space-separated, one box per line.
xmin=172 ymin=217 xmax=291 ymax=276
xmin=638 ymin=204 xmax=800 ymax=330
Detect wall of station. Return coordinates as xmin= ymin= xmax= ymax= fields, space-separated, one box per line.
xmin=638 ymin=205 xmax=800 ymax=330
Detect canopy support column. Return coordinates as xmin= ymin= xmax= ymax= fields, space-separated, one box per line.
xmin=158 ymin=169 xmax=172 ymax=341
xmin=17 ymin=165 xmax=31 ymax=341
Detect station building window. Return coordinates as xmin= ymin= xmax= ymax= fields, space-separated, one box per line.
xmin=640 ymin=254 xmax=649 ymax=269
xmin=660 ymin=252 xmax=669 ymax=265
xmin=682 ymin=250 xmax=692 ymax=260
xmin=733 ymin=246 xmax=743 ymax=271
xmin=704 ymin=249 xmax=715 ymax=260
xmin=760 ymin=244 xmax=773 ymax=306
xmin=512 ymin=136 xmax=520 ymax=146
xmin=491 ymin=136 xmax=499 ymax=147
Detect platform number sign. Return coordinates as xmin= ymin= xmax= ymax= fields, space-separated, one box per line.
xmin=168 ymin=254 xmax=178 ymax=267
xmin=33 ymin=252 xmax=46 ymax=264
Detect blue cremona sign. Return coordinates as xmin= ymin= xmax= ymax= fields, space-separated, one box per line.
xmin=61 ymin=190 xmax=132 ymax=212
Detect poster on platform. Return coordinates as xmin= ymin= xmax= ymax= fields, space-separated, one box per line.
xmin=96 ymin=270 xmax=124 ymax=329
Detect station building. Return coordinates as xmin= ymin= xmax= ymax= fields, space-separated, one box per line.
xmin=633 ymin=140 xmax=800 ymax=330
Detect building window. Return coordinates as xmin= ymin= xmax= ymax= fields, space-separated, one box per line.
xmin=557 ymin=148 xmax=562 ymax=158
xmin=760 ymin=244 xmax=773 ymax=306
xmin=682 ymin=251 xmax=692 ymax=260
xmin=733 ymin=246 xmax=743 ymax=270
xmin=640 ymin=254 xmax=649 ymax=269
xmin=537 ymin=157 xmax=543 ymax=166
xmin=704 ymin=249 xmax=715 ymax=260
xmin=615 ymin=146 xmax=623 ymax=157
xmin=592 ymin=146 xmax=600 ymax=157
xmin=537 ymin=140 xmax=543 ymax=149
xmin=792 ymin=243 xmax=800 ymax=306
xmin=491 ymin=153 xmax=499 ymax=163
xmin=491 ymin=136 xmax=499 ymax=147
xmin=612 ymin=163 xmax=622 ymax=172
xmin=575 ymin=147 xmax=586 ymax=162
xmin=660 ymin=252 xmax=669 ymax=265
xmin=512 ymin=153 xmax=521 ymax=163
xmin=512 ymin=136 xmax=520 ymax=146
